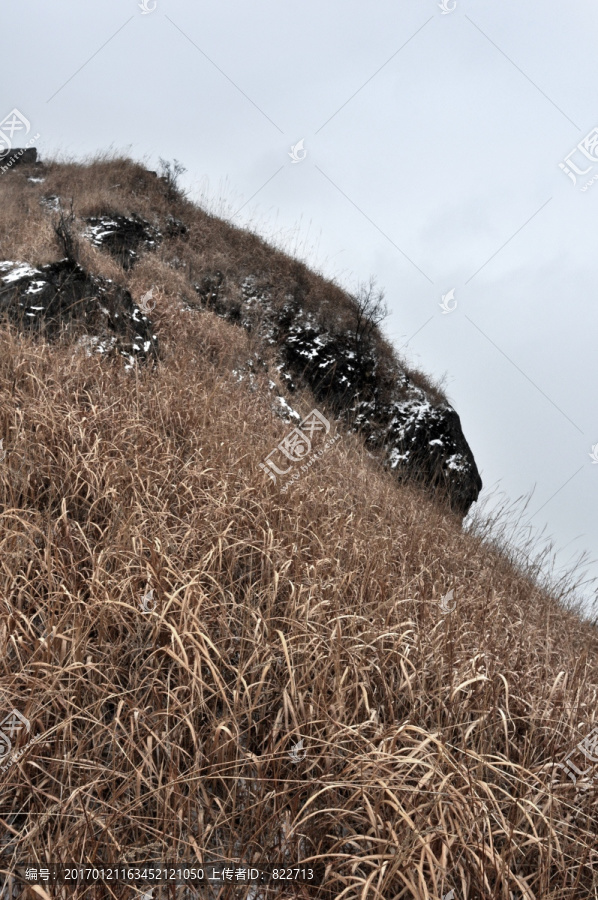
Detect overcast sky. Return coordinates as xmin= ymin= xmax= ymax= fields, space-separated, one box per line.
xmin=2 ymin=0 xmax=597 ymax=609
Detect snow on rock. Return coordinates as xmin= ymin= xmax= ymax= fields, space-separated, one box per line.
xmin=0 ymin=262 xmax=42 ymax=284
xmin=0 ymin=258 xmax=158 ymax=368
xmin=40 ymin=195 xmax=61 ymax=212
xmin=372 ymin=394 xmax=482 ymax=515
xmin=75 ymin=334 xmax=118 ymax=357
xmin=82 ymin=213 xmax=162 ymax=270
xmin=274 ymin=395 xmax=301 ymax=423
xmin=192 ymin=270 xmax=482 ymax=517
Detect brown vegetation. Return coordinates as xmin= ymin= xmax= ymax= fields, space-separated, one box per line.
xmin=0 ymin=155 xmax=596 ymax=899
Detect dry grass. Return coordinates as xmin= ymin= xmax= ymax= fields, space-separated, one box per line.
xmin=0 ymin=153 xmax=443 ymax=403
xmin=0 ymin=154 xmax=597 ymax=899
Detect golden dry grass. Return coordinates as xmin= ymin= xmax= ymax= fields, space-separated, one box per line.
xmin=0 ymin=154 xmax=596 ymax=899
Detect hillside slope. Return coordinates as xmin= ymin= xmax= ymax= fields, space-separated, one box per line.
xmin=0 ymin=155 xmax=597 ymax=900
xmin=0 ymin=152 xmax=482 ymax=519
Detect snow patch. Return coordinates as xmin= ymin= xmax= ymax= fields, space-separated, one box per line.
xmin=0 ymin=262 xmax=42 ymax=283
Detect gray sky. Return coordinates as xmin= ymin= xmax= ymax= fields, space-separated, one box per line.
xmin=2 ymin=0 xmax=597 ymax=608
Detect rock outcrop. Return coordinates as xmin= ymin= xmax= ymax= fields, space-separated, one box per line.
xmin=82 ymin=214 xmax=162 ymax=270
xmin=0 ymin=147 xmax=37 ymax=171
xmin=194 ymin=273 xmax=482 ymax=517
xmin=0 ymin=258 xmax=158 ymax=367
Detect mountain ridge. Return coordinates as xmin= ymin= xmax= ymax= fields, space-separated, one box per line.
xmin=0 ymin=151 xmax=482 ymax=519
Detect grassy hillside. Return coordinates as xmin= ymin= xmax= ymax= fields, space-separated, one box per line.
xmin=0 ymin=156 xmax=597 ymax=899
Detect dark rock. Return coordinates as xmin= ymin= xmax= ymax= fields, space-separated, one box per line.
xmin=282 ymin=320 xmax=375 ymax=412
xmin=165 ymin=215 xmax=188 ymax=237
xmin=82 ymin=214 xmax=162 ymax=270
xmin=279 ymin=315 xmax=481 ymax=515
xmin=0 ymin=258 xmax=158 ymax=367
xmin=0 ymin=147 xmax=37 ymax=170
xmin=194 ymin=274 xmax=482 ymax=518
xmin=193 ymin=271 xmax=225 ymax=314
xmin=367 ymin=393 xmax=482 ymax=517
